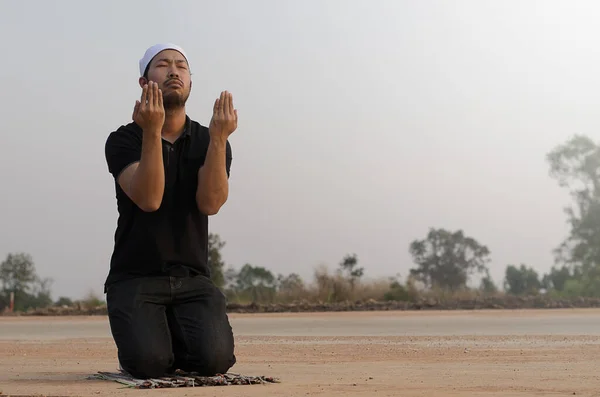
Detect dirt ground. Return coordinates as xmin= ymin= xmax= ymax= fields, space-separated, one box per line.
xmin=1 ymin=310 xmax=600 ymax=396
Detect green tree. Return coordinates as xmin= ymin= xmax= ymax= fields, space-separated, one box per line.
xmin=547 ymin=135 xmax=600 ymax=296
xmin=504 ymin=264 xmax=541 ymax=295
xmin=223 ymin=265 xmax=238 ymax=289
xmin=234 ymin=264 xmax=277 ymax=303
xmin=55 ymin=296 xmax=74 ymax=307
xmin=277 ymin=273 xmax=304 ymax=292
xmin=276 ymin=273 xmax=305 ymax=303
xmin=383 ymin=275 xmax=413 ymax=302
xmin=409 ymin=228 xmax=491 ymax=291
xmin=338 ymin=253 xmax=364 ymax=288
xmin=208 ymin=233 xmax=226 ymax=288
xmin=0 ymin=252 xmax=53 ymax=312
xmin=541 ymin=265 xmax=572 ymax=292
xmin=0 ymin=253 xmax=37 ymax=294
xmin=236 ymin=264 xmax=276 ymax=289
xmin=479 ymin=271 xmax=498 ymax=295
xmin=30 ymin=276 xmax=53 ymax=309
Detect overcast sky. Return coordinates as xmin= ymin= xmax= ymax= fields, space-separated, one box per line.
xmin=1 ymin=0 xmax=598 ymax=300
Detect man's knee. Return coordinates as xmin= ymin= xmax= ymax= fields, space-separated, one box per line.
xmin=183 ymin=349 xmax=236 ymax=376
xmin=178 ymin=332 xmax=236 ymax=376
xmin=121 ymin=350 xmax=173 ymax=379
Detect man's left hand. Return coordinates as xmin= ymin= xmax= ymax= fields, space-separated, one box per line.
xmin=209 ymin=91 xmax=238 ymax=143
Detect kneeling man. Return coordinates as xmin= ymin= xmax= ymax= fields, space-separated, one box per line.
xmin=103 ymin=43 xmax=237 ymax=379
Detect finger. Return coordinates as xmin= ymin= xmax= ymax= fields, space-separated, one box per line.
xmin=228 ymin=92 xmax=234 ymax=117
xmin=222 ymin=91 xmax=229 ymax=115
xmin=219 ymin=91 xmax=226 ymax=115
xmin=141 ymin=84 xmax=148 ymax=107
xmin=147 ymin=81 xmax=154 ymax=108
xmin=153 ymin=82 xmax=160 ymax=108
xmin=213 ymin=98 xmax=219 ymax=114
xmin=132 ymin=100 xmax=140 ymax=120
xmin=234 ymin=109 xmax=238 ymax=120
xmin=158 ymin=88 xmax=163 ymax=108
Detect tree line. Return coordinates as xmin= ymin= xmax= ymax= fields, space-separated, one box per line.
xmin=2 ymin=134 xmax=600 ymax=311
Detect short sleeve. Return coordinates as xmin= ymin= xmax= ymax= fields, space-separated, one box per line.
xmin=226 ymin=140 xmax=233 ymax=178
xmin=105 ymin=127 xmax=142 ymax=180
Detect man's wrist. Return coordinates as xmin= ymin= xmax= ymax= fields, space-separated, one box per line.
xmin=209 ymin=136 xmax=228 ymax=150
xmin=142 ymin=127 xmax=162 ymax=138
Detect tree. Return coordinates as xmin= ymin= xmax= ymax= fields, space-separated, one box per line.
xmin=408 ymin=228 xmax=491 ymax=291
xmin=235 ymin=264 xmax=276 ymax=290
xmin=541 ymin=265 xmax=572 ymax=292
xmin=547 ymin=135 xmax=600 ymax=268
xmin=30 ymin=276 xmax=53 ymax=309
xmin=233 ymin=264 xmax=277 ymax=303
xmin=0 ymin=252 xmax=53 ymax=312
xmin=338 ymin=253 xmax=364 ymax=288
xmin=479 ymin=271 xmax=498 ymax=295
xmin=546 ymin=135 xmax=600 ymax=296
xmin=504 ymin=264 xmax=541 ymax=295
xmin=383 ymin=274 xmax=414 ymax=302
xmin=0 ymin=253 xmax=37 ymax=294
xmin=223 ymin=265 xmax=238 ymax=290
xmin=55 ymin=296 xmax=74 ymax=307
xmin=276 ymin=273 xmax=305 ymax=303
xmin=277 ymin=273 xmax=304 ymax=292
xmin=208 ymin=233 xmax=226 ymax=288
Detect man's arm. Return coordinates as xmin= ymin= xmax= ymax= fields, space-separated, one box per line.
xmin=117 ymin=133 xmax=164 ymax=212
xmin=196 ymin=138 xmax=231 ymax=215
xmin=107 ymin=82 xmax=166 ymax=212
xmin=196 ymin=90 xmax=237 ymax=215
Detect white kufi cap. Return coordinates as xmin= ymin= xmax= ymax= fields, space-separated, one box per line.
xmin=139 ymin=43 xmax=189 ymax=77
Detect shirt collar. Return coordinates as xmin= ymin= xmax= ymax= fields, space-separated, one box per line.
xmin=182 ymin=115 xmax=192 ymax=137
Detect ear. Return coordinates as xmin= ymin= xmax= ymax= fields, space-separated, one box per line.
xmin=138 ymin=77 xmax=148 ymax=88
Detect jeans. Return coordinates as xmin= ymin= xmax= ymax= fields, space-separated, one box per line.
xmin=105 ymin=268 xmax=236 ymax=379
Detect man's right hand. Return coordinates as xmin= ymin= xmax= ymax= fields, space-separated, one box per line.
xmin=115 ymin=80 xmax=166 ymax=212
xmin=132 ymin=81 xmax=165 ymax=134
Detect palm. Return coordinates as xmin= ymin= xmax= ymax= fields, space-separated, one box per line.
xmin=209 ymin=91 xmax=238 ymax=139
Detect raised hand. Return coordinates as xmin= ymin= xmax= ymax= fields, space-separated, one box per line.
xmin=209 ymin=91 xmax=238 ymax=142
xmin=133 ymin=81 xmax=165 ymax=134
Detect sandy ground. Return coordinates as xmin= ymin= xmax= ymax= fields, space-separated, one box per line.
xmin=2 ymin=309 xmax=600 ymax=396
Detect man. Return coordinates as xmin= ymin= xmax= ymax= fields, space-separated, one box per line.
xmin=103 ymin=43 xmax=238 ymax=379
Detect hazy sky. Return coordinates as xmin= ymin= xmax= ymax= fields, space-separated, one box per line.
xmin=1 ymin=0 xmax=598 ymax=300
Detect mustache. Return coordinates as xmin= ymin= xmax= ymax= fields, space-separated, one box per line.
xmin=165 ymin=78 xmax=183 ymax=86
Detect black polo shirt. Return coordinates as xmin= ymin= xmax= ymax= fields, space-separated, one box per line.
xmin=104 ymin=116 xmax=232 ymax=291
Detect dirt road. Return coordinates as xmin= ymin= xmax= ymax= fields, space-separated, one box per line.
xmin=1 ymin=309 xmax=600 ymax=396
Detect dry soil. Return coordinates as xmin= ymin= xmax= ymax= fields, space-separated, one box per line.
xmin=1 ymin=309 xmax=600 ymax=396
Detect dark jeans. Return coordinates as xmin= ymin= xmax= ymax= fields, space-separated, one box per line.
xmin=105 ymin=270 xmax=236 ymax=379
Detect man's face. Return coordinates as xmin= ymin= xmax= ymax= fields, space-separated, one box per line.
xmin=143 ymin=49 xmax=192 ymax=109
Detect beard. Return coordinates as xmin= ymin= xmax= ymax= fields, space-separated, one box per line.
xmin=162 ymin=86 xmax=190 ymax=110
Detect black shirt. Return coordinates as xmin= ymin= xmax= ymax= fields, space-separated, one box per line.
xmin=104 ymin=116 xmax=232 ymax=290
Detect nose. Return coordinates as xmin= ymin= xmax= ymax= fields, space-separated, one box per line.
xmin=168 ymin=69 xmax=180 ymax=79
